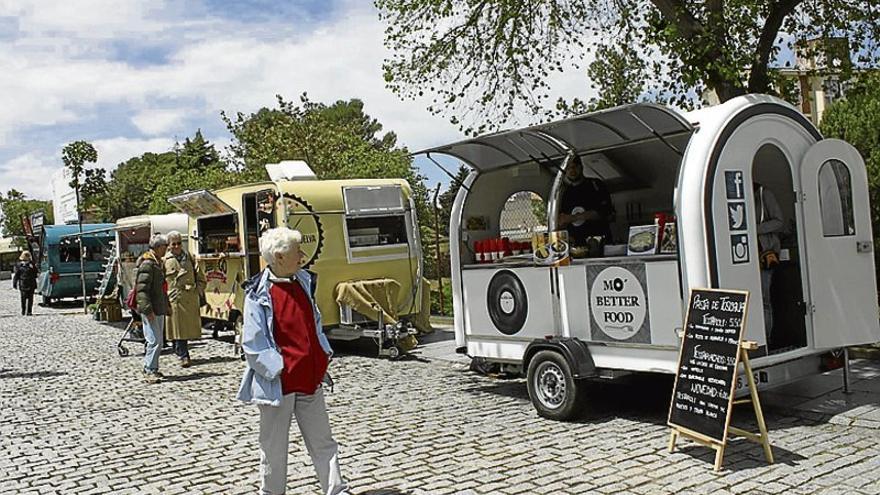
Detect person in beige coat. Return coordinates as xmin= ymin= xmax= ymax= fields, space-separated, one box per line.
xmin=164 ymin=231 xmax=206 ymax=367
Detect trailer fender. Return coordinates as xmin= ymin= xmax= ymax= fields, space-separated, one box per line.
xmin=524 ymin=338 xmax=596 ymax=379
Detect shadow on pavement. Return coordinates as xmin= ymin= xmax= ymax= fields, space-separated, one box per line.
xmin=360 ymin=490 xmax=412 ymax=495
xmin=463 ymin=373 xmax=676 ymax=426
xmin=0 ymin=370 xmax=68 ymax=379
xmin=189 ymin=355 xmax=242 ymax=366
xmin=675 ymin=439 xmax=806 ymax=472
xmin=160 ymin=371 xmax=226 ymax=382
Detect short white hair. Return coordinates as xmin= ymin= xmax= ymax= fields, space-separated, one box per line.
xmin=166 ymin=230 xmax=183 ymax=243
xmin=149 ymin=234 xmax=168 ymax=249
xmin=259 ymin=227 xmax=302 ymax=266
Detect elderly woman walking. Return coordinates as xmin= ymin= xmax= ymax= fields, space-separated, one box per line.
xmin=237 ymin=227 xmax=350 ymax=495
xmin=136 ymin=234 xmax=171 ymax=383
xmin=163 ymin=231 xmax=206 ymax=367
xmin=12 ymin=251 xmax=38 ymax=316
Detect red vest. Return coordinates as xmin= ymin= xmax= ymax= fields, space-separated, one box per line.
xmin=270 ymin=280 xmax=328 ymax=395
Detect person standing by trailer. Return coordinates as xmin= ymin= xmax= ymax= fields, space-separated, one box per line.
xmin=237 ymin=227 xmax=350 ymax=495
xmin=557 ymin=153 xmax=614 ymax=245
xmin=163 ymin=230 xmax=206 ymax=368
xmin=12 ymin=251 xmax=38 ymax=316
xmin=754 ymin=182 xmax=784 ymax=346
xmin=137 ymin=234 xmax=171 ymax=383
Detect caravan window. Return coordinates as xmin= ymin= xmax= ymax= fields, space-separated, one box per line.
xmin=197 ymin=214 xmax=240 ymax=254
xmin=818 ymin=160 xmax=855 ymax=237
xmin=346 ymin=216 xmax=408 ymax=248
xmin=58 ymin=243 xmax=109 ymax=263
xmin=343 ymin=185 xmax=409 ymax=249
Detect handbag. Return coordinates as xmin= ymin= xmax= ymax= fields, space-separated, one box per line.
xmin=124 ymin=288 xmax=138 ymax=312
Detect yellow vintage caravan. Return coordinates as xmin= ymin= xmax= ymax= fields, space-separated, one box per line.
xmin=169 ymin=161 xmax=428 ymax=357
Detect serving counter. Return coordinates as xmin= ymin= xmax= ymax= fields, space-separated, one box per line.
xmin=461 ymin=254 xmax=684 ymax=351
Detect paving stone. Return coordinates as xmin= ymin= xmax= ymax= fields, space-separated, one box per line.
xmin=3 ymin=280 xmax=880 ymax=493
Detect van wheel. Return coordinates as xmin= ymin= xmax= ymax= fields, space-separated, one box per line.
xmin=527 ymin=350 xmax=586 ymax=421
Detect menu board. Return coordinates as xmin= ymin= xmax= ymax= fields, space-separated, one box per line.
xmin=668 ymin=289 xmax=749 ymax=443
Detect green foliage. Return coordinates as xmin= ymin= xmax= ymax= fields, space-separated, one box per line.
xmin=820 ymin=73 xmax=880 ymax=271
xmin=0 ymin=190 xmax=53 ymax=244
xmin=377 ymin=0 xmax=880 ymax=134
xmin=87 ymin=130 xmax=233 ymax=219
xmin=224 ymin=93 xmax=431 ymax=235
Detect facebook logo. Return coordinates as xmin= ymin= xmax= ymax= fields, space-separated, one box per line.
xmin=725 ymin=171 xmax=745 ymax=200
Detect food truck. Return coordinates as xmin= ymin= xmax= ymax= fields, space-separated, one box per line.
xmin=168 ymin=161 xmax=428 ymax=356
xmin=416 ymin=94 xmax=880 ymax=420
xmin=36 ymin=224 xmax=115 ymax=305
xmin=0 ymin=237 xmax=21 ymax=280
xmin=114 ymin=213 xmax=189 ymax=302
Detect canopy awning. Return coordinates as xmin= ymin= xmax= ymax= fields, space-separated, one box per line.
xmin=415 ymin=104 xmax=693 ymax=172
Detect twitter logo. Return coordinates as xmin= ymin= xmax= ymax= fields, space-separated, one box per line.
xmin=728 ymin=201 xmax=746 ymax=231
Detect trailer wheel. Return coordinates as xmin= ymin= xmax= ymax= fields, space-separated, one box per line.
xmin=527 ymin=350 xmax=586 ymax=421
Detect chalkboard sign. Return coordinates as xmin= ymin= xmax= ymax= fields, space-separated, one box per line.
xmin=668 ymin=289 xmax=749 ymax=443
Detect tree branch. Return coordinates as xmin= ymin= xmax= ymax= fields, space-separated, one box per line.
xmin=748 ymin=0 xmax=805 ymax=93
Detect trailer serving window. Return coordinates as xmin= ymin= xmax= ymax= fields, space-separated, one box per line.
xmin=58 ymin=243 xmax=110 ymax=263
xmin=342 ymin=185 xmax=410 ymax=256
xmin=197 ymin=214 xmax=240 ymax=254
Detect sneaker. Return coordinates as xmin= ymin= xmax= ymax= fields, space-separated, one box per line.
xmin=153 ymin=371 xmax=166 ymax=379
xmin=181 ymin=357 xmax=191 ymax=368
xmin=143 ymin=371 xmax=160 ymax=384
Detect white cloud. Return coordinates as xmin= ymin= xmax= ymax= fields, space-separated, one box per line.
xmin=131 ymin=109 xmax=188 ymax=136
xmin=0 ymin=151 xmax=60 ymax=198
xmin=92 ymin=137 xmax=175 ymax=171
xmin=0 ymin=1 xmax=600 ymax=200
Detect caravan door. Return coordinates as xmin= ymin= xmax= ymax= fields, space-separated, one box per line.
xmin=800 ymin=139 xmax=880 ymax=348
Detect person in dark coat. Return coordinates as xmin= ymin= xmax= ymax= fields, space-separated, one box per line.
xmin=136 ymin=234 xmax=171 ymax=383
xmin=12 ymin=251 xmax=38 ymax=316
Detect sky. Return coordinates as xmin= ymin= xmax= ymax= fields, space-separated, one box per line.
xmin=0 ymin=0 xmax=597 ymax=202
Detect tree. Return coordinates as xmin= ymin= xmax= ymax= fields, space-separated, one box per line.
xmin=0 ymin=190 xmax=53 ymax=245
xmin=377 ymin=0 xmax=880 ymax=134
xmin=87 ymin=131 xmax=232 ymax=218
xmin=224 ymin=93 xmax=431 ymax=230
xmin=61 ymin=140 xmax=99 ymax=311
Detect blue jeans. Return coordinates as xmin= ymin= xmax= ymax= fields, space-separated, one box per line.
xmin=142 ymin=314 xmax=165 ymax=373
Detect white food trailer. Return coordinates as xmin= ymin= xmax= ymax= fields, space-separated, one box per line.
xmin=417 ymin=94 xmax=880 ymax=420
xmin=114 ymin=213 xmax=189 ymax=301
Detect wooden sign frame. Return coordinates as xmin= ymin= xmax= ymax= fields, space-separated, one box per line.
xmin=667 ymin=288 xmax=773 ymax=471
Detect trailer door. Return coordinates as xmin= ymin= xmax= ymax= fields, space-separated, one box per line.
xmin=800 ymin=139 xmax=880 ymax=348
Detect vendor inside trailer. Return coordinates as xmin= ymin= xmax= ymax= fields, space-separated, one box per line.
xmin=434 ymin=104 xmax=807 ymax=358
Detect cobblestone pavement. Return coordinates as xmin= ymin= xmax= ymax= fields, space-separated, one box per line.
xmin=2 ymin=280 xmax=880 ymax=494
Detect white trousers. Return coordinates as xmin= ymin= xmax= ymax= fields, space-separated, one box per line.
xmin=258 ymin=388 xmax=349 ymax=495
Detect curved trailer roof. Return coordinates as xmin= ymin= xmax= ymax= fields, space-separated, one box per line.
xmin=415 ymin=104 xmax=694 ymax=172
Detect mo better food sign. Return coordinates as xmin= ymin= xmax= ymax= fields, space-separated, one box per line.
xmin=587 ymin=263 xmax=651 ymax=344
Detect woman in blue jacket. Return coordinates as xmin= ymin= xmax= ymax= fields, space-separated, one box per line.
xmin=237 ymin=227 xmax=349 ymax=495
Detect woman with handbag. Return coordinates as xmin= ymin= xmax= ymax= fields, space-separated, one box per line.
xmin=12 ymin=251 xmax=38 ymax=316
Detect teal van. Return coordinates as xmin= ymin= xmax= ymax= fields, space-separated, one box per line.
xmin=37 ymin=224 xmax=115 ymax=305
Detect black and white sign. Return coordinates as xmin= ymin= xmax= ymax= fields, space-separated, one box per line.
xmin=668 ymin=289 xmax=749 ymax=443
xmin=731 ymin=234 xmax=749 ymax=264
xmin=727 ymin=202 xmax=746 ymax=231
xmin=487 ymin=270 xmax=528 ymax=335
xmin=725 ymin=171 xmax=745 ymax=200
xmin=587 ymin=264 xmax=651 ymax=344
